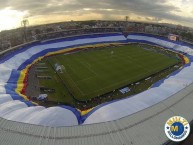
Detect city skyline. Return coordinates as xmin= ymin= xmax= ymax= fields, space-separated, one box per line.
xmin=0 ymin=0 xmax=193 ymax=31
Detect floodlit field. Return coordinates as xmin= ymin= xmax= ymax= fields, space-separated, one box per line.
xmin=37 ymin=45 xmax=179 ymax=103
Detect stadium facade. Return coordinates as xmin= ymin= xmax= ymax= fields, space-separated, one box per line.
xmin=0 ymin=31 xmax=193 ymax=144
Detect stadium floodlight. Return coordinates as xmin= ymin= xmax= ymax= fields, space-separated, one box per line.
xmin=21 ymin=19 xmax=29 ymax=42
xmin=125 ymin=16 xmax=129 ymax=22
xmin=125 ymin=16 xmax=129 ymax=31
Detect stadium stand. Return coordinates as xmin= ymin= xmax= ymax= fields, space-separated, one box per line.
xmin=0 ymin=32 xmax=127 ymax=126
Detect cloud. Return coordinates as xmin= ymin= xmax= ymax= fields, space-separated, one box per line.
xmin=0 ymin=0 xmax=193 ymax=27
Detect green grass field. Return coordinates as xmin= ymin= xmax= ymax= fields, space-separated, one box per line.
xmin=37 ymin=44 xmax=179 ymax=103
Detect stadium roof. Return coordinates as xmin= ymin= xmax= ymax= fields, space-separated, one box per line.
xmin=1 ymin=83 xmax=193 ymax=145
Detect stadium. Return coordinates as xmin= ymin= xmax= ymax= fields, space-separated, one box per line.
xmin=1 ymin=27 xmax=193 ymax=145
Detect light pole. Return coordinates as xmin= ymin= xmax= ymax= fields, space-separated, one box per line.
xmin=125 ymin=16 xmax=129 ymax=31
xmin=125 ymin=16 xmax=129 ymax=22
xmin=21 ymin=19 xmax=29 ymax=42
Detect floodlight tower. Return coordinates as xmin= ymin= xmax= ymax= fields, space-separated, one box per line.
xmin=125 ymin=16 xmax=129 ymax=31
xmin=125 ymin=16 xmax=129 ymax=22
xmin=21 ymin=19 xmax=29 ymax=42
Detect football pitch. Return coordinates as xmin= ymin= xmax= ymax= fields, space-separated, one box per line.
xmin=37 ymin=44 xmax=179 ymax=104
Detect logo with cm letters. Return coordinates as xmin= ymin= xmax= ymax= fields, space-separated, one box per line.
xmin=165 ymin=116 xmax=190 ymax=142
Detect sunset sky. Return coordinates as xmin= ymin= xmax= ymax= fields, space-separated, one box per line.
xmin=0 ymin=0 xmax=193 ymax=31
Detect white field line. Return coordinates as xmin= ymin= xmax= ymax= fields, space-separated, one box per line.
xmin=80 ymin=61 xmax=97 ymax=75
xmin=52 ymin=57 xmax=86 ymax=96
